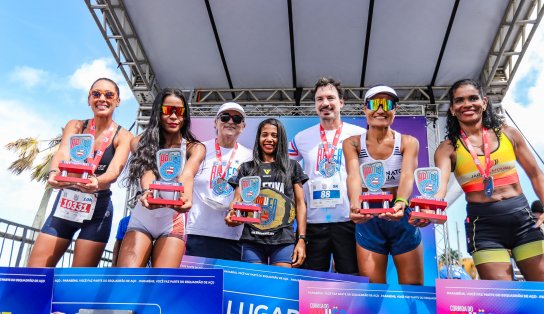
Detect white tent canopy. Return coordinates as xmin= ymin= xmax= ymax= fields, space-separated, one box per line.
xmin=86 ymin=0 xmax=543 ymax=121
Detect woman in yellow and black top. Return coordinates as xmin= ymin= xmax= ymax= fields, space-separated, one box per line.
xmin=435 ymin=79 xmax=544 ymax=281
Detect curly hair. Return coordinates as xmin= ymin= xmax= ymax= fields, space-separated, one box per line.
xmin=445 ymin=79 xmax=503 ymax=148
xmin=125 ymin=88 xmax=199 ymax=186
xmin=247 ymin=118 xmax=292 ymax=182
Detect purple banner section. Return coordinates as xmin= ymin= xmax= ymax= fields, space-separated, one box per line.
xmin=299 ymin=280 xmax=436 ymax=314
xmin=191 ymin=116 xmax=437 ymax=285
xmin=436 ymin=279 xmax=544 ymax=314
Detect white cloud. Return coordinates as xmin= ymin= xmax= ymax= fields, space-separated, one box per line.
xmin=69 ymin=58 xmax=134 ymax=102
xmin=9 ymin=66 xmax=48 ymax=88
xmin=502 ymin=23 xmax=544 ymax=151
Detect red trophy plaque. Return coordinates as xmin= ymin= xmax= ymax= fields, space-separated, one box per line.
xmin=359 ymin=160 xmax=395 ymax=215
xmin=147 ymin=148 xmax=185 ymax=207
xmin=409 ymin=167 xmax=448 ymax=224
xmin=55 ymin=134 xmax=95 ymax=184
xmin=232 ymin=176 xmax=262 ymax=223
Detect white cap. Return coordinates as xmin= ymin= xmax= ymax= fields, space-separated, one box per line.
xmin=216 ymin=102 xmax=246 ymax=117
xmin=364 ymin=85 xmax=399 ymax=102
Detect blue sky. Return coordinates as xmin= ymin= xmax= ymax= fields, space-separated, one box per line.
xmin=1 ymin=2 xmax=543 ymax=255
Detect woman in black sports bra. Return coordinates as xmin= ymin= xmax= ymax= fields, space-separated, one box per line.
xmin=28 ymin=77 xmax=133 ymax=267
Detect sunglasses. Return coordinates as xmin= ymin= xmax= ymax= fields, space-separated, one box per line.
xmin=365 ymin=98 xmax=397 ymax=112
xmin=161 ymin=105 xmax=185 ymax=117
xmin=219 ymin=113 xmax=244 ymax=124
xmin=90 ymin=90 xmax=117 ymax=100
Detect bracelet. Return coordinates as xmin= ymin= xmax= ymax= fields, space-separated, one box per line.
xmin=394 ymin=197 xmax=409 ymax=207
xmin=47 ymin=169 xmax=59 ymax=176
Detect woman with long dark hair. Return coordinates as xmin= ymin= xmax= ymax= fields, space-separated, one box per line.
xmin=226 ymin=118 xmax=308 ymax=267
xmin=28 ymin=78 xmax=133 ymax=267
xmin=117 ymin=88 xmax=205 ymax=268
xmin=435 ymin=79 xmax=544 ymax=280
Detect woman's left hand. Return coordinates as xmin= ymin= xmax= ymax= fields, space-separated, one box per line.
xmin=172 ymin=195 xmax=191 ymax=213
xmin=379 ymin=202 xmax=405 ymax=221
xmin=76 ymin=176 xmax=100 ymax=194
xmin=291 ymin=240 xmax=306 ymax=267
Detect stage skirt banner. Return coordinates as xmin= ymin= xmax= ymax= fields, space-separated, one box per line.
xmin=52 ymin=267 xmax=223 ymax=313
xmin=181 ymin=255 xmax=368 ymax=314
xmin=299 ymin=280 xmax=436 ymax=314
xmin=0 ymin=266 xmax=53 ymax=313
xmin=436 ymin=279 xmax=544 ymax=314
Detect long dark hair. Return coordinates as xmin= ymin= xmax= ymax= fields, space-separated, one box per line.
xmin=248 ymin=118 xmax=292 ymax=181
xmin=446 ymin=79 xmax=503 ymax=147
xmin=125 ymin=88 xmax=199 ymax=186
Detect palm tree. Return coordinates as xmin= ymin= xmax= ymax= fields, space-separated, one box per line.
xmin=439 ymin=248 xmax=461 ymax=266
xmin=5 ymin=135 xmax=61 ymax=230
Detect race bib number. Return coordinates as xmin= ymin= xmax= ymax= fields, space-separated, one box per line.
xmin=309 ymin=178 xmax=343 ymax=208
xmin=54 ymin=189 xmax=97 ymax=223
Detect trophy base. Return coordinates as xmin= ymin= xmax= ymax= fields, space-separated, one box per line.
xmin=231 ymin=216 xmax=261 ymax=224
xmin=409 ymin=211 xmax=447 ymax=224
xmin=56 ymin=162 xmax=94 ymax=184
xmin=232 ymin=202 xmax=261 ymax=223
xmin=149 ymin=183 xmax=184 ymax=193
xmin=359 ymin=193 xmax=394 ymax=202
xmin=147 ymin=197 xmax=185 ymax=207
xmin=359 ymin=208 xmax=395 ymax=215
xmin=54 ymin=175 xmax=92 ymax=184
xmin=409 ymin=198 xmax=447 ymax=211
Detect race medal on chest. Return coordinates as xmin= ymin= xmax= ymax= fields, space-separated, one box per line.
xmin=319 ymin=159 xmax=337 ymax=178
xmin=212 ymin=176 xmax=228 ymax=195
xmin=483 ymin=176 xmax=494 ymax=197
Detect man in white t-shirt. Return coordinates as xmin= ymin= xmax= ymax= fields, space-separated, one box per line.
xmin=289 ymin=77 xmax=366 ymax=274
xmin=186 ymin=102 xmax=253 ymax=261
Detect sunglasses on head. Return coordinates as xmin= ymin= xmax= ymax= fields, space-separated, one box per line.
xmin=219 ymin=113 xmax=244 ymax=124
xmin=365 ymin=98 xmax=397 ymax=112
xmin=90 ymin=90 xmax=116 ymax=100
xmin=161 ymin=105 xmax=185 ymax=117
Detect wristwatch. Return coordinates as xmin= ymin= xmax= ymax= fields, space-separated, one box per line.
xmin=297 ymin=234 xmax=308 ymax=244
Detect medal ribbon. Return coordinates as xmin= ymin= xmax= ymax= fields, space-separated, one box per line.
xmin=319 ymin=122 xmax=343 ymax=162
xmin=460 ymin=127 xmax=492 ymax=182
xmin=86 ymin=119 xmax=116 ymax=171
xmin=214 ymin=139 xmax=238 ymax=179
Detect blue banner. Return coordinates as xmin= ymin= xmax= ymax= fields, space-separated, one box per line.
xmin=0 ymin=267 xmax=53 ymax=314
xmin=52 ymin=267 xmax=223 ymax=313
xmin=181 ymin=255 xmax=368 ymax=314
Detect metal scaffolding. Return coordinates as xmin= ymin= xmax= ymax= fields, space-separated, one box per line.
xmin=85 ymin=0 xmax=543 ymax=279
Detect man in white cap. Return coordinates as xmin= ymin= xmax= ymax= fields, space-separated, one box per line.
xmin=186 ymin=102 xmax=253 ymax=260
xmin=289 ymin=77 xmax=366 ymax=274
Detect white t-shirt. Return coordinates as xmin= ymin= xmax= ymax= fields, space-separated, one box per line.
xmin=186 ymin=138 xmax=253 ymax=240
xmin=289 ymin=122 xmax=366 ymax=223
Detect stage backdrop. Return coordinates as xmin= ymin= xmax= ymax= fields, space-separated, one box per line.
xmin=192 ymin=116 xmax=436 ymax=285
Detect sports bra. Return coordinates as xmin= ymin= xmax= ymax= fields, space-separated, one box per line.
xmin=81 ymin=119 xmax=121 ymax=175
xmin=453 ymin=131 xmax=519 ymax=193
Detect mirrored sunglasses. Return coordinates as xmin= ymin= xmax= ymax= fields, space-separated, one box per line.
xmin=90 ymin=90 xmax=116 ymax=100
xmin=161 ymin=105 xmax=185 ymax=117
xmin=365 ymin=98 xmax=397 ymax=112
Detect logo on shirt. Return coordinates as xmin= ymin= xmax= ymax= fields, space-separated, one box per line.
xmin=209 ymin=161 xmax=236 ymax=196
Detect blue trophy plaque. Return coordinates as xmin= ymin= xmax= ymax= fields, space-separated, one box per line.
xmin=409 ymin=167 xmax=448 ymax=224
xmin=55 ymin=134 xmax=95 ymax=184
xmin=232 ymin=176 xmax=262 ymax=223
xmin=147 ymin=148 xmax=185 ymax=207
xmin=358 ymin=160 xmax=394 ymax=215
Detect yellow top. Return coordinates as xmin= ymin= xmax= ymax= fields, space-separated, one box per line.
xmin=454 ymin=132 xmax=519 ymax=193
